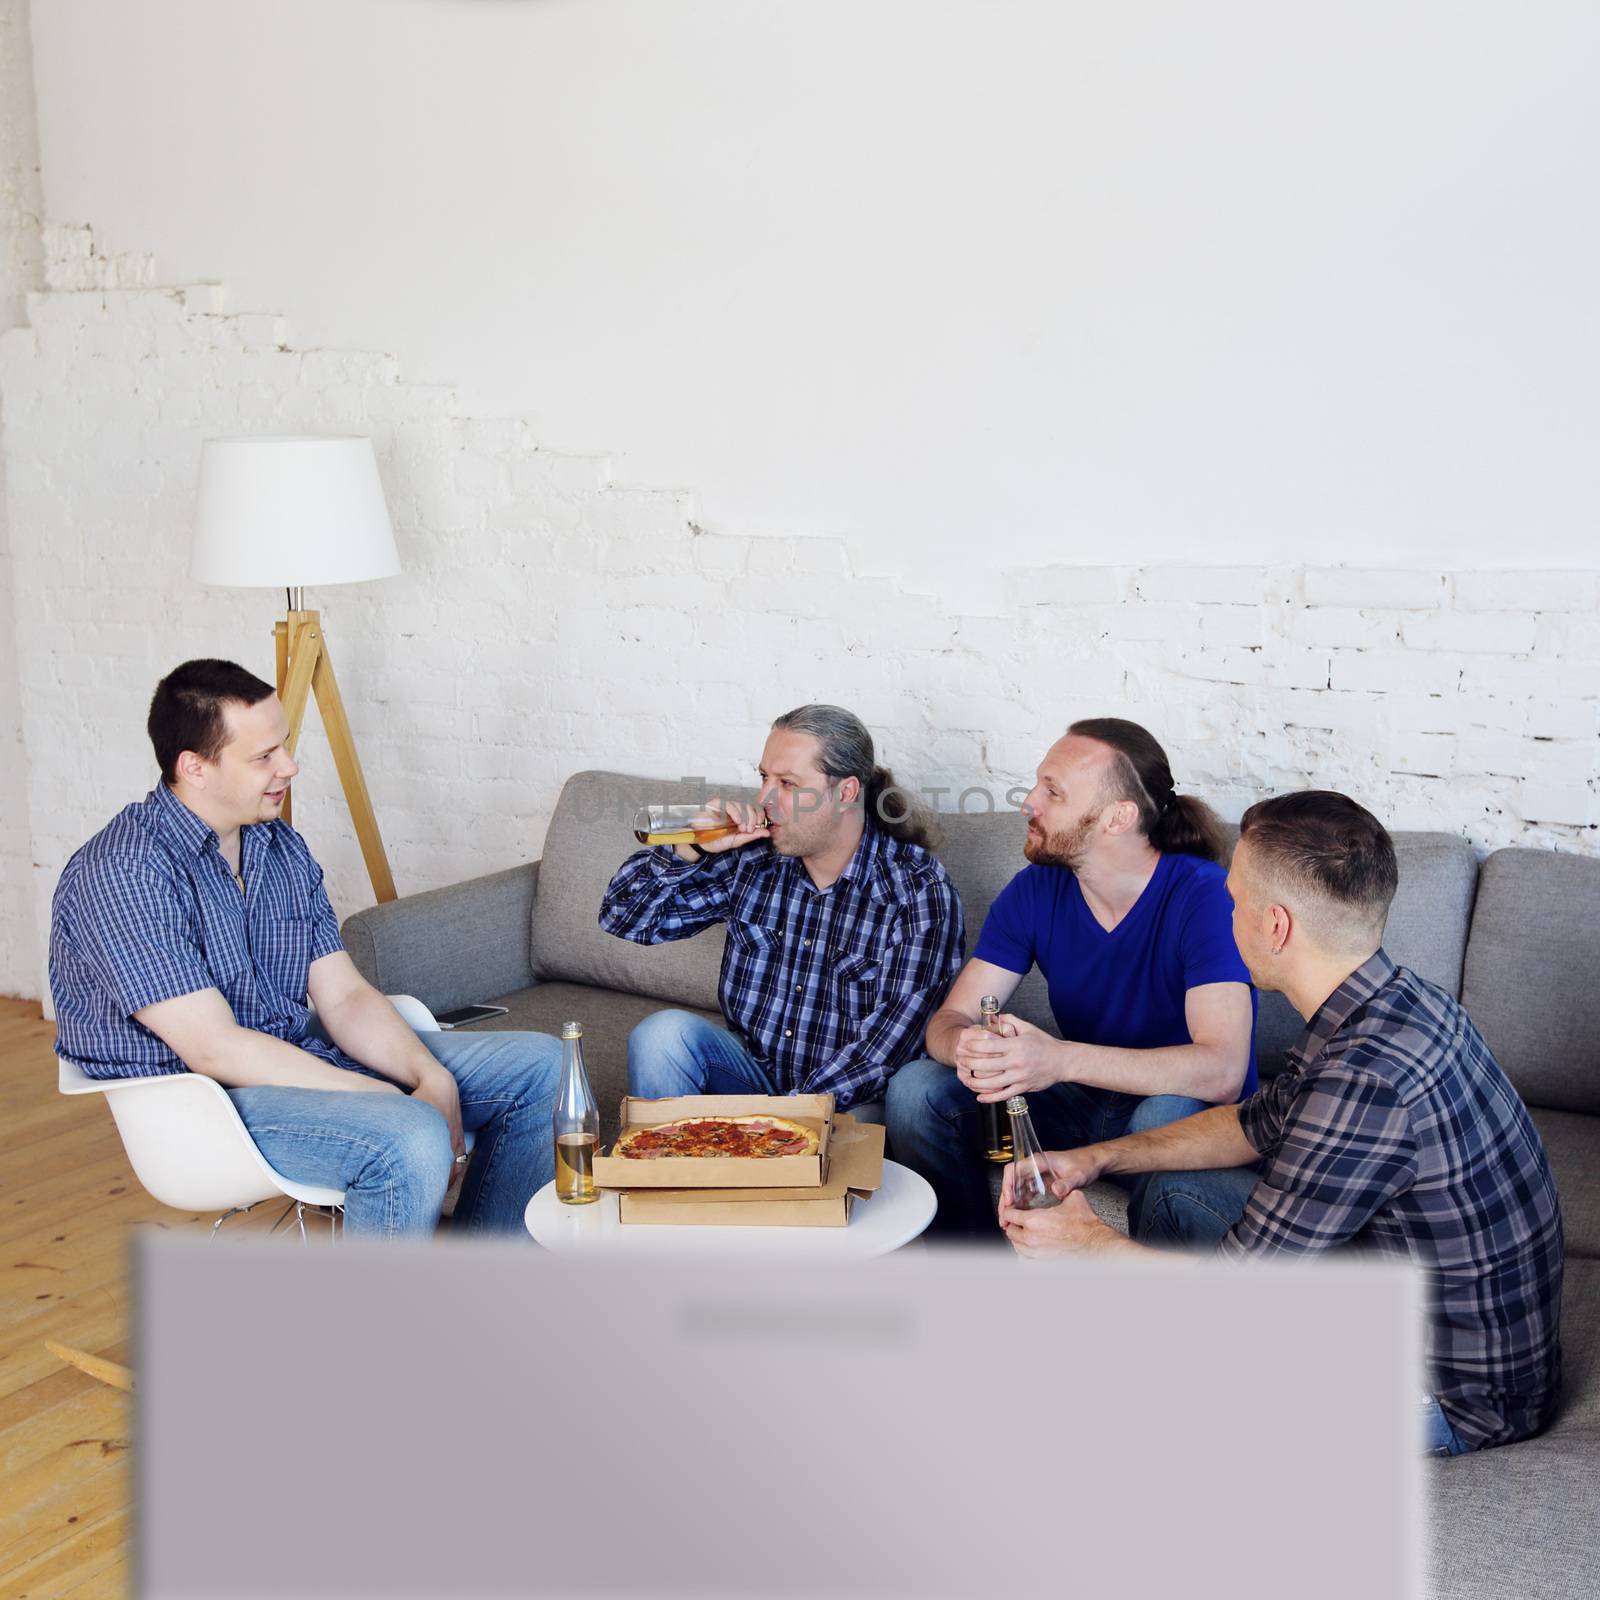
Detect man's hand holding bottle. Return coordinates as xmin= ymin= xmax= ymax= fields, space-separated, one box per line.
xmin=998 ymin=1143 xmax=1105 ymax=1209
xmin=674 ymin=798 xmax=770 ymax=863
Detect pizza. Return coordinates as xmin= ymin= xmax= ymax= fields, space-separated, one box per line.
xmin=614 ymin=1114 xmax=820 ymax=1160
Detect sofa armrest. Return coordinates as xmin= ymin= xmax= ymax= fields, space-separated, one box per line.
xmin=340 ymin=862 xmax=540 ymax=1015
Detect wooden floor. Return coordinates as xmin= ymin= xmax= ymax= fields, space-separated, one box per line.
xmin=0 ymin=997 xmax=319 ymax=1600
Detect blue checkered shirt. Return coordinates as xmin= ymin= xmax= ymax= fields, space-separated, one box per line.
xmin=50 ymin=783 xmax=353 ymax=1079
xmin=1221 ymin=950 xmax=1564 ymax=1450
xmin=599 ymin=826 xmax=964 ymax=1109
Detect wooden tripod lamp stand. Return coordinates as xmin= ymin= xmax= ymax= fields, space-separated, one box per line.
xmin=191 ymin=436 xmax=402 ymax=904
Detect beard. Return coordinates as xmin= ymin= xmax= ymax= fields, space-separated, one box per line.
xmin=1023 ymin=807 xmax=1098 ymax=869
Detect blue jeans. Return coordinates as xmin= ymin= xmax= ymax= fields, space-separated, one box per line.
xmin=1135 ymin=1164 xmax=1259 ymax=1249
xmin=1421 ymin=1396 xmax=1471 ymax=1457
xmin=628 ymin=1010 xmax=779 ymax=1097
xmin=230 ymin=1029 xmax=562 ymax=1238
xmin=884 ymin=1056 xmax=1213 ymax=1239
xmin=626 ymin=1010 xmax=886 ymax=1122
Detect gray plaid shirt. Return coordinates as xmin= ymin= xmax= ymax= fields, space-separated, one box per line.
xmin=1221 ymin=950 xmax=1563 ymax=1450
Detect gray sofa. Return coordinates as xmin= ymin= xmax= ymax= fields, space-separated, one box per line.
xmin=344 ymin=769 xmax=1599 ymax=1599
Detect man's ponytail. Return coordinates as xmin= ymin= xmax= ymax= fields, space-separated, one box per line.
xmin=863 ymin=763 xmax=940 ymax=850
xmin=1068 ymin=717 xmax=1226 ymax=864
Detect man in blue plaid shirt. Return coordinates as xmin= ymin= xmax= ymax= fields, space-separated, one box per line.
xmin=50 ymin=659 xmax=561 ymax=1237
xmin=600 ymin=705 xmax=964 ymax=1115
xmin=1000 ymin=791 xmax=1564 ymax=1454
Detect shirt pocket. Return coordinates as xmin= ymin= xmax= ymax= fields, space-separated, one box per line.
xmin=727 ymin=922 xmax=781 ymax=962
xmin=831 ymin=954 xmax=881 ymax=1025
xmin=255 ymin=914 xmax=316 ymax=1002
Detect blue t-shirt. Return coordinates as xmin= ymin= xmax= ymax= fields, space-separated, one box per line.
xmin=973 ymin=851 xmax=1259 ymax=1099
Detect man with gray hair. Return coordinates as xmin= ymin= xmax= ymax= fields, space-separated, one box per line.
xmin=599 ymin=705 xmax=964 ymax=1114
xmin=1000 ymin=790 xmax=1564 ymax=1455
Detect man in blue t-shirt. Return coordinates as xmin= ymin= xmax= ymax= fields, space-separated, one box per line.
xmin=886 ymin=717 xmax=1258 ymax=1238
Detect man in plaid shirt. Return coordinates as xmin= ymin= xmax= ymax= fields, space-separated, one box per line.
xmin=599 ymin=704 xmax=964 ymax=1114
xmin=1000 ymin=791 xmax=1564 ymax=1454
xmin=51 ymin=660 xmax=561 ymax=1237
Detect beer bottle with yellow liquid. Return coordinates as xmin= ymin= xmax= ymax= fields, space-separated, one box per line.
xmin=1006 ymin=1095 xmax=1062 ymax=1210
xmin=553 ymin=1020 xmax=600 ymax=1205
xmin=977 ymin=995 xmax=1014 ymax=1162
xmin=632 ymin=803 xmax=742 ymax=848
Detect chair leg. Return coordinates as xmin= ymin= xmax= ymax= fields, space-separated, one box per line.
xmin=295 ymin=1201 xmax=308 ymax=1244
xmin=267 ymin=1198 xmax=299 ymax=1236
xmin=209 ymin=1203 xmax=257 ymax=1239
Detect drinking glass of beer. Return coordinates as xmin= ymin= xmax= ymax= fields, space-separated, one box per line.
xmin=633 ymin=803 xmax=748 ymax=848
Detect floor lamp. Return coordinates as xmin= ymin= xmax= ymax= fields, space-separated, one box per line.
xmin=191 ymin=436 xmax=402 ymax=903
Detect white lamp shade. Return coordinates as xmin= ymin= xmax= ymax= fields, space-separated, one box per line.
xmin=191 ymin=436 xmax=402 ymax=588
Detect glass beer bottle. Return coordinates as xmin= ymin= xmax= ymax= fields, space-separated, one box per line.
xmin=632 ymin=803 xmax=743 ymax=848
xmin=978 ymin=995 xmax=1014 ymax=1162
xmin=553 ymin=1020 xmax=600 ymax=1205
xmin=1006 ymin=1095 xmax=1062 ymax=1210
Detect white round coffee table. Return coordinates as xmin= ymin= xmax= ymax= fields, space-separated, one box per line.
xmin=524 ymin=1159 xmax=936 ymax=1259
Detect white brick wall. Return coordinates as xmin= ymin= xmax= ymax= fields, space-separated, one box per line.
xmin=0 ymin=227 xmax=1597 ymax=1001
xmin=0 ymin=0 xmax=42 ymax=999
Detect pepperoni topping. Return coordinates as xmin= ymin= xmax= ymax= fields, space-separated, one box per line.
xmin=618 ymin=1116 xmax=814 ymax=1158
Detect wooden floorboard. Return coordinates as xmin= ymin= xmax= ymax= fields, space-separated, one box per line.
xmin=0 ymin=997 xmax=310 ymax=1599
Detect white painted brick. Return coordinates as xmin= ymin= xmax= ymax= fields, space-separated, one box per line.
xmin=1401 ymin=611 xmax=1537 ymax=655
xmin=1515 ymin=780 xmax=1598 ymax=828
xmin=1161 ymin=646 xmax=1263 ymax=686
xmin=458 ymin=419 xmax=523 ymax=456
xmin=1452 ymin=571 xmax=1600 ymax=613
xmin=791 ymin=539 xmax=849 ymax=578
xmin=1105 ymin=601 xmax=1199 ymax=644
xmin=1197 ymin=605 xmax=1268 ymax=647
xmin=231 ymin=313 xmax=289 ymax=351
xmin=1522 ymin=700 xmax=1600 ymax=740
xmin=176 ymin=284 xmax=230 ymax=315
xmin=299 ymin=349 xmax=391 ymax=387
xmin=1330 ymin=650 xmax=1461 ymax=695
xmin=511 ymin=451 xmax=610 ymax=497
xmin=1277 ymin=688 xmax=1383 ymax=735
xmin=746 ymin=540 xmax=797 ymax=577
xmin=1304 ymin=569 xmax=1446 ymax=609
xmin=1533 ymin=613 xmax=1600 ymax=660
xmin=1457 ymin=658 xmax=1579 ymax=700
xmin=452 ymin=451 xmax=505 ymax=497
xmin=690 ymin=532 xmax=749 ymax=580
xmin=1455 ymin=732 xmax=1534 ymax=777
xmin=1283 ymin=606 xmax=1402 ymax=650
xmin=1133 ymin=566 xmax=1270 ymax=605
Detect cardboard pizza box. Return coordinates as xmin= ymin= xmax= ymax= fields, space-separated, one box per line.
xmin=591 ymin=1093 xmax=835 ymax=1190
xmin=618 ymin=1118 xmax=885 ymax=1228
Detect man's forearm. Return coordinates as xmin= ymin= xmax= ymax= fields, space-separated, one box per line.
xmin=1094 ymin=1105 xmax=1258 ymax=1180
xmin=316 ymin=988 xmax=441 ymax=1089
xmin=1063 ymin=1039 xmax=1244 ymax=1102
xmin=189 ymin=1027 xmax=396 ymax=1093
xmin=924 ymin=1006 xmax=971 ymax=1067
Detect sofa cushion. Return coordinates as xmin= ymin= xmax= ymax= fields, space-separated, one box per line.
xmin=1461 ymin=849 xmax=1600 ymax=1115
xmin=934 ymin=808 xmax=1056 ymax=1033
xmin=527 ymin=771 xmax=746 ymax=1012
xmin=1376 ymin=832 xmax=1480 ymax=998
xmin=1424 ymin=1256 xmax=1600 ymax=1600
xmin=1529 ymin=1107 xmax=1600 ymax=1260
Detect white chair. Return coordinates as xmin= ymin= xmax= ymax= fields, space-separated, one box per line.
xmin=57 ymin=994 xmax=449 ymax=1240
